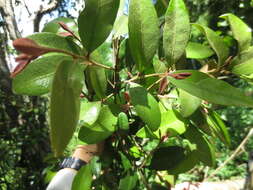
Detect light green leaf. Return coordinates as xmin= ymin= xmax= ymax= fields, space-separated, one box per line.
xmin=179 ymin=89 xmax=201 ymax=117
xmin=168 ymin=70 xmax=253 ymax=107
xmin=42 ymin=17 xmax=77 ymax=34
xmin=118 ymin=172 xmax=138 ymax=190
xmin=136 ymin=126 xmax=157 ymax=139
xmin=28 ymin=32 xmax=81 ymax=55
xmin=129 ymin=83 xmax=161 ymax=131
xmin=72 ymin=164 xmax=92 ymax=190
xmin=118 ymin=112 xmax=129 ymax=131
xmin=13 ymin=54 xmax=71 ymax=95
xmin=78 ymin=0 xmax=120 ymax=52
xmin=79 ymin=101 xmax=102 ymax=126
xmin=78 ymin=105 xmax=117 ymax=144
xmin=221 ymin=13 xmax=252 ymax=52
xmin=163 ymin=0 xmax=190 ymax=67
xmin=154 ymin=109 xmax=186 ymax=136
xmin=119 ymin=152 xmax=132 ymax=172
xmin=128 ymin=0 xmax=159 ymax=72
xmin=87 ymin=66 xmax=107 ymax=99
xmin=184 ymin=125 xmax=215 ymax=166
xmin=231 ymin=46 xmax=253 ymax=67
xmin=50 ymin=60 xmax=84 ymax=157
xmin=206 ymin=110 xmax=231 ymax=147
xmin=113 ymin=15 xmax=128 ymax=39
xmin=186 ymin=42 xmax=214 ymax=59
xmin=193 ymin=24 xmax=229 ymax=66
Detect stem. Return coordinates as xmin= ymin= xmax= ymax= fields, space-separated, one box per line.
xmin=138 ymin=169 xmax=152 ymax=190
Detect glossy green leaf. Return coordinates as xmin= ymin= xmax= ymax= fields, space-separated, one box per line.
xmin=184 ymin=125 xmax=215 ymax=166
xmin=13 ymin=54 xmax=71 ymax=95
xmin=118 ymin=172 xmax=138 ymax=190
xmin=186 ymin=42 xmax=214 ymax=59
xmin=221 ymin=13 xmax=252 ymax=52
xmin=154 ymin=109 xmax=186 ymax=136
xmin=78 ymin=105 xmax=117 ymax=144
xmin=163 ymin=0 xmax=190 ymax=67
xmin=78 ymin=0 xmax=120 ymax=52
xmin=179 ymin=89 xmax=201 ymax=117
xmin=28 ymin=32 xmax=81 ymax=55
xmin=128 ymin=0 xmax=159 ymax=72
xmin=150 ymin=146 xmax=186 ymax=170
xmin=136 ymin=126 xmax=157 ymax=139
xmin=207 ymin=110 xmax=231 ymax=147
xmin=129 ymin=83 xmax=161 ymax=131
xmin=168 ymin=70 xmax=253 ymax=107
xmin=72 ymin=164 xmax=92 ymax=190
xmin=42 ymin=17 xmax=77 ymax=34
xmin=193 ymin=24 xmax=229 ymax=66
xmin=118 ymin=112 xmax=129 ymax=131
xmin=79 ymin=101 xmax=102 ymax=126
xmin=87 ymin=66 xmax=107 ymax=99
xmin=50 ymin=60 xmax=84 ymax=157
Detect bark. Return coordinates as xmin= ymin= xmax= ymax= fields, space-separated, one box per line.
xmin=33 ymin=0 xmax=62 ymax=32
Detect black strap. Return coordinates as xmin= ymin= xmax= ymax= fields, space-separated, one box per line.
xmin=59 ymin=157 xmax=87 ymax=170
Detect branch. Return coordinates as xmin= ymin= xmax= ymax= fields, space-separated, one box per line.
xmin=33 ymin=0 xmax=61 ymax=32
xmin=0 ymin=0 xmax=21 ymax=40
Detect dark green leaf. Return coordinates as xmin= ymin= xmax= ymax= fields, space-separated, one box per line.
xmin=72 ymin=164 xmax=92 ymax=190
xmin=119 ymin=152 xmax=132 ymax=172
xmin=168 ymin=70 xmax=253 ymax=107
xmin=13 ymin=54 xmax=71 ymax=95
xmin=78 ymin=0 xmax=120 ymax=52
xmin=129 ymin=83 xmax=161 ymax=131
xmin=118 ymin=172 xmax=138 ymax=190
xmin=79 ymin=101 xmax=102 ymax=126
xmin=78 ymin=105 xmax=117 ymax=144
xmin=163 ymin=0 xmax=190 ymax=67
xmin=184 ymin=125 xmax=215 ymax=166
xmin=179 ymin=89 xmax=201 ymax=117
xmin=221 ymin=14 xmax=252 ymax=53
xmin=128 ymin=0 xmax=159 ymax=72
xmin=193 ymin=24 xmax=229 ymax=66
xmin=150 ymin=146 xmax=186 ymax=170
xmin=186 ymin=42 xmax=214 ymax=59
xmin=50 ymin=60 xmax=84 ymax=157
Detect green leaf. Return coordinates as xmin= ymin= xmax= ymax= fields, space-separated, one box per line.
xmin=168 ymin=70 xmax=253 ymax=107
xmin=206 ymin=110 xmax=231 ymax=147
xmin=72 ymin=164 xmax=92 ymax=190
xmin=28 ymin=32 xmax=81 ymax=55
xmin=118 ymin=172 xmax=138 ymax=190
xmin=154 ymin=109 xmax=186 ymax=136
xmin=119 ymin=152 xmax=132 ymax=172
xmin=184 ymin=125 xmax=215 ymax=166
xmin=128 ymin=0 xmax=159 ymax=72
xmin=129 ymin=83 xmax=161 ymax=131
xmin=193 ymin=24 xmax=229 ymax=66
xmin=167 ymin=150 xmax=199 ymax=175
xmin=136 ymin=126 xmax=157 ymax=139
xmin=220 ymin=14 xmax=252 ymax=52
xmin=163 ymin=0 xmax=190 ymax=67
xmin=42 ymin=17 xmax=77 ymax=34
xmin=87 ymin=66 xmax=107 ymax=99
xmin=179 ymin=89 xmax=201 ymax=117
xmin=78 ymin=105 xmax=117 ymax=144
xmin=113 ymin=14 xmax=128 ymax=39
xmin=12 ymin=54 xmax=71 ymax=95
xmin=50 ymin=60 xmax=84 ymax=157
xmin=150 ymin=146 xmax=186 ymax=170
xmin=155 ymin=0 xmax=169 ymax=17
xmin=118 ymin=112 xmax=129 ymax=131
xmin=79 ymin=101 xmax=102 ymax=126
xmin=186 ymin=42 xmax=214 ymax=59
xmin=78 ymin=0 xmax=120 ymax=53
xmin=231 ymin=46 xmax=253 ymax=67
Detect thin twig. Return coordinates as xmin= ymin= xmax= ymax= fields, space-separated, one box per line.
xmin=205 ymin=128 xmax=253 ymax=181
